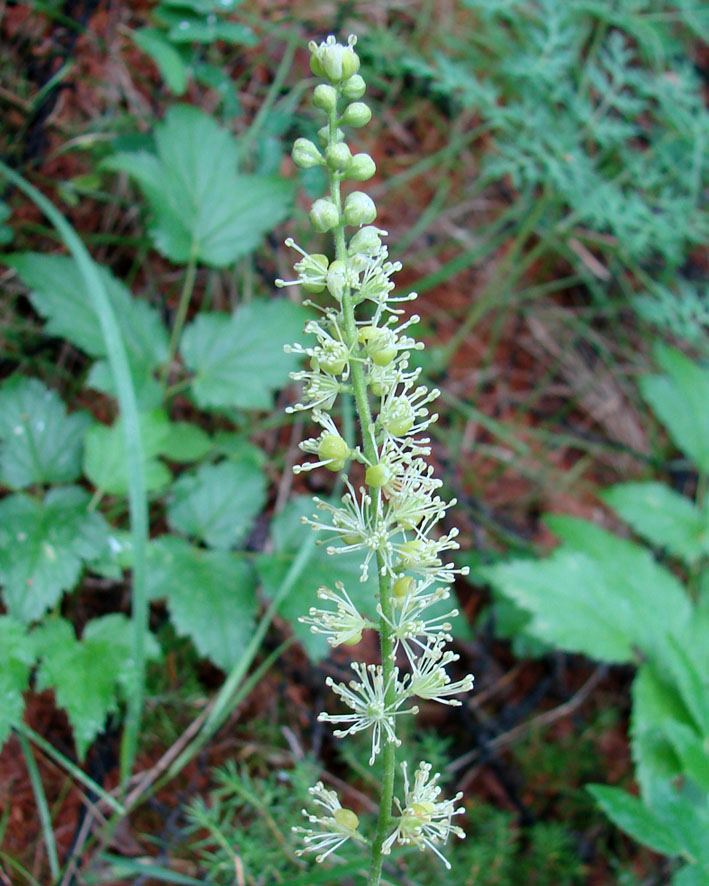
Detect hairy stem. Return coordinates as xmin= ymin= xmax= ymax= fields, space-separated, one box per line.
xmin=327 ymin=106 xmax=396 ymax=886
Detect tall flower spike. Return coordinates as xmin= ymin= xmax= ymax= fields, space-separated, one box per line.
xmin=283 ymin=35 xmax=472 ymax=880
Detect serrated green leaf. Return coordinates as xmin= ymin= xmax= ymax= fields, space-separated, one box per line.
xmin=83 ymin=410 xmax=172 ymax=495
xmin=256 ymin=496 xmax=380 ymax=662
xmin=212 ymin=432 xmax=266 ymax=466
xmin=160 ymin=422 xmax=212 ymax=462
xmin=180 ymin=300 xmax=307 ymax=409
xmin=662 ymin=720 xmax=709 ymax=792
xmin=0 ymin=376 xmax=92 ymax=489
xmin=103 ymin=105 xmax=294 ymax=267
xmin=167 ymin=459 xmax=266 ymax=549
xmin=34 ymin=615 xmax=159 ymax=758
xmin=0 ymin=487 xmax=109 ymax=623
xmin=602 ymin=482 xmax=708 ymax=565
xmin=147 ymin=536 xmax=257 ymax=669
xmin=640 ymin=345 xmax=709 ymax=472
xmin=86 ymin=359 xmax=164 ymax=410
xmin=5 ymin=253 xmax=168 ymax=373
xmin=588 ymin=784 xmax=684 ymax=857
xmin=131 ymin=27 xmax=188 ymax=95
xmin=0 ymin=616 xmax=36 ymax=748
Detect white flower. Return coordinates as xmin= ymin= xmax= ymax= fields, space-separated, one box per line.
xmin=299 ymin=582 xmax=374 ymax=646
xmin=405 ymin=642 xmax=474 ymax=705
xmin=293 ymin=781 xmax=366 ymax=862
xmin=286 ymin=368 xmax=341 ymax=413
xmin=382 ymin=762 xmax=465 ymax=868
xmin=378 ymin=586 xmax=458 ymax=660
xmin=319 ymin=662 xmax=418 ymax=764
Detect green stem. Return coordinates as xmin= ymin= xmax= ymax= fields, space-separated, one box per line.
xmin=17 ymin=730 xmax=60 ymax=881
xmin=162 ymin=253 xmax=198 ymax=388
xmin=326 ymin=105 xmax=396 ymax=886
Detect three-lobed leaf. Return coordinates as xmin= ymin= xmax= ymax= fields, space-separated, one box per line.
xmin=180 ymin=299 xmax=307 ymax=410
xmin=0 ymin=376 xmax=92 ymax=489
xmin=103 ymin=105 xmax=294 ymax=267
xmin=167 ymin=458 xmax=266 ymax=549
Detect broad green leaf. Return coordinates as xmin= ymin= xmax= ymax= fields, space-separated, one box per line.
xmin=103 ymin=105 xmax=294 ymax=267
xmin=168 ymin=19 xmax=256 ymax=44
xmin=147 ymin=536 xmax=257 ymax=670
xmin=603 ymin=482 xmax=708 ymax=565
xmin=588 ymin=784 xmax=684 ymax=857
xmin=631 ymin=666 xmax=688 ymax=792
xmin=159 ymin=421 xmax=212 ymax=462
xmin=86 ymin=359 xmax=164 ymax=410
xmin=180 ymin=300 xmax=307 ymax=409
xmin=158 ymin=0 xmax=243 ymax=15
xmin=83 ymin=410 xmax=172 ymax=495
xmin=34 ymin=615 xmax=159 ymax=758
xmin=213 ymin=432 xmax=266 ymax=466
xmin=167 ymin=459 xmax=266 ymax=549
xmin=0 ymin=487 xmax=109 ymax=622
xmin=663 ymin=720 xmax=709 ymax=791
xmin=0 ymin=376 xmax=92 ymax=489
xmin=5 ymin=253 xmax=168 ymax=372
xmin=640 ymin=344 xmax=709 ymax=472
xmin=0 ymin=616 xmax=36 ymax=748
xmin=662 ymin=637 xmax=709 ymax=735
xmin=672 ymin=866 xmax=709 ymax=886
xmin=131 ymin=27 xmax=188 ymax=95
xmin=256 ymin=496 xmax=380 ymax=662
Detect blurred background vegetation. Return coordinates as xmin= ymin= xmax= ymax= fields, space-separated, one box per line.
xmin=0 ymin=1 xmax=707 ymax=884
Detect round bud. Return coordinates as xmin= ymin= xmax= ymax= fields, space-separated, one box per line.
xmin=313 ymin=84 xmax=337 ymax=112
xmin=341 ymin=74 xmax=366 ymax=100
xmin=340 ymin=101 xmax=372 ymax=128
xmin=318 ymin=434 xmax=349 ymax=471
xmin=349 ymin=225 xmax=383 ymax=255
xmin=298 ymin=253 xmax=329 ymax=293
xmin=343 ymin=191 xmax=376 ymax=227
xmin=309 ymin=53 xmax=324 ymax=78
xmin=358 ymin=325 xmax=397 ymax=366
xmin=313 ymin=340 xmax=348 ymax=375
xmin=292 ymin=138 xmax=323 ymax=169
xmin=317 ymin=125 xmax=345 ymax=148
xmin=392 ymin=576 xmax=413 ymax=600
xmin=333 ymin=807 xmax=360 ymax=831
xmin=369 ymin=380 xmax=383 ymax=397
xmin=326 ymin=259 xmax=348 ymax=300
xmin=309 ymin=198 xmax=340 ymax=233
xmin=342 ymin=631 xmax=363 ymax=646
xmin=325 ymin=142 xmax=352 ymax=172
xmin=381 ymin=395 xmax=414 ymax=436
xmin=365 ymin=462 xmax=391 ymax=488
xmin=411 ymin=802 xmax=436 ymax=820
xmin=347 ymin=152 xmax=376 ymax=181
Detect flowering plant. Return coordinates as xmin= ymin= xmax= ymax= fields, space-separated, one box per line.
xmin=278 ymin=35 xmax=473 ymax=884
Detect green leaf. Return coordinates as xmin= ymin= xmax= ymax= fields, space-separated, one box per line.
xmin=103 ymin=105 xmax=294 ymax=267
xmin=5 ymin=253 xmax=168 ymax=373
xmin=167 ymin=19 xmax=256 ymax=45
xmin=588 ymin=784 xmax=684 ymax=857
xmin=0 ymin=487 xmax=109 ymax=623
xmin=0 ymin=616 xmax=36 ymax=748
xmin=663 ymin=720 xmax=709 ymax=792
xmin=180 ymin=300 xmax=307 ymax=409
xmin=212 ymin=432 xmax=266 ymax=466
xmin=672 ymin=864 xmax=709 ymax=886
xmin=256 ymin=496 xmax=380 ymax=662
xmin=0 ymin=376 xmax=92 ymax=489
xmin=167 ymin=459 xmax=266 ymax=549
xmin=83 ymin=410 xmax=172 ymax=495
xmin=131 ymin=27 xmax=188 ymax=95
xmin=602 ymin=482 xmax=708 ymax=565
xmin=640 ymin=345 xmax=709 ymax=472
xmin=159 ymin=421 xmax=212 ymax=462
xmin=34 ymin=615 xmax=159 ymax=758
xmin=146 ymin=537 xmax=257 ymax=670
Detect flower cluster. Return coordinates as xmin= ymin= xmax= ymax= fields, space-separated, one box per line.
xmin=282 ymin=35 xmax=473 ymax=875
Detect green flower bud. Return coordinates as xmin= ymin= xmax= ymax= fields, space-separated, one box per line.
xmin=310 ymin=53 xmax=324 ymax=78
xmin=325 ymin=142 xmax=352 ymax=172
xmin=380 ymin=395 xmax=414 ymax=436
xmin=365 ymin=462 xmax=391 ymax=488
xmin=309 ymin=198 xmax=340 ymax=233
xmin=311 ymin=340 xmax=348 ymax=375
xmin=343 ymin=191 xmax=376 ymax=227
xmin=349 ymin=225 xmax=384 ymax=255
xmin=320 ymin=43 xmax=360 ymax=83
xmin=341 ymin=74 xmax=366 ymax=100
xmin=318 ymin=125 xmax=345 ymax=149
xmin=296 ymin=252 xmax=328 ymax=293
xmin=392 ymin=576 xmax=413 ymax=599
xmin=358 ymin=325 xmax=397 ymax=366
xmin=326 ymin=259 xmax=348 ymax=300
xmin=340 ymin=102 xmax=371 ymax=128
xmin=313 ymin=83 xmax=337 ymax=112
xmin=333 ymin=808 xmax=360 ymax=831
xmin=398 ymin=540 xmax=426 ymax=567
xmin=346 ymin=152 xmax=376 ymax=181
xmin=318 ymin=434 xmax=349 ymax=471
xmin=291 ymin=138 xmax=323 ymax=169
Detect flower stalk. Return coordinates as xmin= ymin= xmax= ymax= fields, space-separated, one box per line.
xmin=279 ymin=35 xmax=473 ymax=883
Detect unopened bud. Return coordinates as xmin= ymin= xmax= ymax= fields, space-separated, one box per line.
xmin=346 ymin=152 xmax=376 ymax=181
xmin=341 ymin=74 xmax=366 ymax=100
xmin=326 ymin=259 xmax=349 ymax=300
xmin=292 ymin=138 xmax=323 ymax=169
xmin=340 ymin=102 xmax=371 ymax=128
xmin=365 ymin=462 xmax=391 ymax=488
xmin=325 ymin=142 xmax=352 ymax=172
xmin=313 ymin=84 xmax=337 ymax=112
xmin=318 ymin=125 xmax=345 ymax=148
xmin=309 ymin=198 xmax=340 ymax=233
xmin=343 ymin=191 xmax=376 ymax=227
xmin=349 ymin=225 xmax=384 ymax=255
